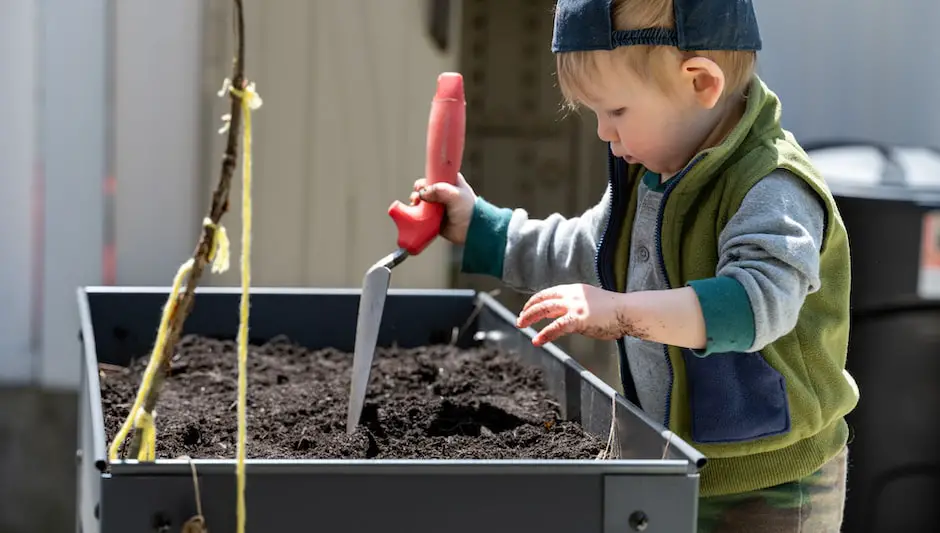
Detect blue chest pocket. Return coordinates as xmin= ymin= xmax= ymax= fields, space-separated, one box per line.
xmin=681 ymin=349 xmax=791 ymax=444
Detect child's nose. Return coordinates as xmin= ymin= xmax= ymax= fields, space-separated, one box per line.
xmin=596 ymin=120 xmax=617 ymax=144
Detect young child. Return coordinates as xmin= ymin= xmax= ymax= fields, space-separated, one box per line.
xmin=412 ymin=0 xmax=859 ymax=531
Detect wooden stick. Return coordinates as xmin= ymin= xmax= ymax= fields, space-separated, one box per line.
xmin=125 ymin=0 xmax=246 ymax=459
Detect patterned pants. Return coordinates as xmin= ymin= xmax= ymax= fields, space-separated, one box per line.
xmin=698 ymin=447 xmax=849 ymax=533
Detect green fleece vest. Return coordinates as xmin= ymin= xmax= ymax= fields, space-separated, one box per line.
xmin=611 ymin=76 xmax=859 ymax=496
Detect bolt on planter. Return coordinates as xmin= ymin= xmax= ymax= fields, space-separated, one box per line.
xmin=77 ymin=286 xmax=706 ymax=533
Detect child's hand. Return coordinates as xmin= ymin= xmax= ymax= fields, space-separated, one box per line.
xmin=409 ymin=172 xmax=476 ymax=245
xmin=516 ymin=284 xmax=629 ymax=346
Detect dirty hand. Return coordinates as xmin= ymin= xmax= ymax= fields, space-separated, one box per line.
xmin=409 ymin=172 xmax=476 ymax=245
xmin=516 ymin=284 xmax=628 ymax=346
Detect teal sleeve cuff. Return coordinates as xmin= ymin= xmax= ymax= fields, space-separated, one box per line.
xmin=687 ymin=276 xmax=756 ymax=357
xmin=460 ymin=196 xmax=512 ymax=278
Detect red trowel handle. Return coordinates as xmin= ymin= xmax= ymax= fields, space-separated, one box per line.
xmin=388 ymin=72 xmax=466 ymax=256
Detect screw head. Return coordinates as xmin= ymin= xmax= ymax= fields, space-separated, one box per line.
xmin=629 ymin=510 xmax=649 ymax=531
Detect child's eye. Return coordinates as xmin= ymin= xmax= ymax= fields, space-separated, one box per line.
xmin=607 ymin=107 xmax=627 ymax=118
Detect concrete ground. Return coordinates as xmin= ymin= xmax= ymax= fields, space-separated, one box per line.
xmin=0 ymin=386 xmax=77 ymax=533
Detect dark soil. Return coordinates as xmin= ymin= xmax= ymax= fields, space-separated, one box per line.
xmin=101 ymin=334 xmax=604 ymax=460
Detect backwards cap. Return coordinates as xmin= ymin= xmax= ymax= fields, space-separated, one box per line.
xmin=551 ymin=0 xmax=761 ymax=53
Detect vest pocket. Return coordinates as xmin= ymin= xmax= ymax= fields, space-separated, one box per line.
xmin=681 ymin=349 xmax=791 ymax=444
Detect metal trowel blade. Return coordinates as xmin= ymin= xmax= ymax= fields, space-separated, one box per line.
xmin=345 ymin=258 xmax=395 ymax=434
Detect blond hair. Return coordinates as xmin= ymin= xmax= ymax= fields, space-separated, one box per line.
xmin=556 ymin=0 xmax=756 ymax=108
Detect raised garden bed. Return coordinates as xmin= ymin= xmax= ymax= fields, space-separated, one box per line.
xmin=77 ymin=287 xmax=706 ymax=533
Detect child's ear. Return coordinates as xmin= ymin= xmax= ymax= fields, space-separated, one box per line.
xmin=680 ymin=57 xmax=725 ymax=110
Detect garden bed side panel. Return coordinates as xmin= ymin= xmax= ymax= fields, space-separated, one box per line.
xmin=77 ymin=287 xmax=106 ymax=532
xmin=475 ymin=293 xmax=706 ymax=470
xmin=94 ymin=461 xmax=699 ymax=533
xmin=83 ymin=286 xmax=480 ymax=369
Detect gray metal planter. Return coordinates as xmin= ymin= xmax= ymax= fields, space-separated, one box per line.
xmin=76 ymin=286 xmax=704 ymax=532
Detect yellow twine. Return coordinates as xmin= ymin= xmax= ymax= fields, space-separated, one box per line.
xmin=135 ymin=408 xmax=156 ymax=461
xmin=106 ymin=77 xmax=258 ymax=533
xmin=228 ymin=79 xmax=261 ymax=533
xmin=108 ymin=257 xmax=190 ymax=462
xmin=207 ymin=217 xmax=231 ymax=273
xmin=106 ymin=215 xmax=231 ymax=462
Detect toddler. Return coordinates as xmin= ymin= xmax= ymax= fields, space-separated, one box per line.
xmin=412 ymin=0 xmax=859 ymax=531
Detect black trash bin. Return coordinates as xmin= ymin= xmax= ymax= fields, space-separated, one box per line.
xmin=807 ymin=142 xmax=940 ymax=533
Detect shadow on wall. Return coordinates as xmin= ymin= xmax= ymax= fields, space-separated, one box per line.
xmin=0 ymin=386 xmax=77 ymax=533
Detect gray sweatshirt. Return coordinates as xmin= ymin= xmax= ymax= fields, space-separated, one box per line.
xmin=459 ymin=168 xmax=825 ymax=424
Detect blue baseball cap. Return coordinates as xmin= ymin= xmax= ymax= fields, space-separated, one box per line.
xmin=551 ymin=0 xmax=761 ymax=53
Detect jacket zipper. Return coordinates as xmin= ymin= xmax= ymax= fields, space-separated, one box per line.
xmin=594 ymin=151 xmax=640 ymax=407
xmin=593 ymin=151 xmax=616 ymax=291
xmin=654 ymin=153 xmax=706 ymax=429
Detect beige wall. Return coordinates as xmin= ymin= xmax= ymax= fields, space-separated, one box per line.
xmin=199 ymin=0 xmax=462 ymax=290
xmin=114 ymin=0 xmax=206 ymax=288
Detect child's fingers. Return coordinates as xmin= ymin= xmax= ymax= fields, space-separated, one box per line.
xmin=417 ymin=183 xmax=461 ymax=204
xmin=409 ymin=179 xmax=428 ymax=205
xmin=532 ymin=315 xmax=577 ymax=346
xmin=516 ymin=301 xmax=567 ymax=329
xmin=522 ymin=286 xmax=565 ymax=313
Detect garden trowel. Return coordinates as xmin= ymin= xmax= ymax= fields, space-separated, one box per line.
xmin=346 ymin=72 xmax=466 ymax=434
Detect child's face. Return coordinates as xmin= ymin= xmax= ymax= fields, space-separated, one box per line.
xmin=576 ymin=53 xmax=724 ymax=177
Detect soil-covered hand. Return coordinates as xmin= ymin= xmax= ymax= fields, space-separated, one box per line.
xmin=516 ymin=284 xmax=630 ymax=346
xmin=409 ymin=172 xmax=476 ymax=245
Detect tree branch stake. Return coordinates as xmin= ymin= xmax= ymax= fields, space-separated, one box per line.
xmin=123 ymin=0 xmax=247 ymax=460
